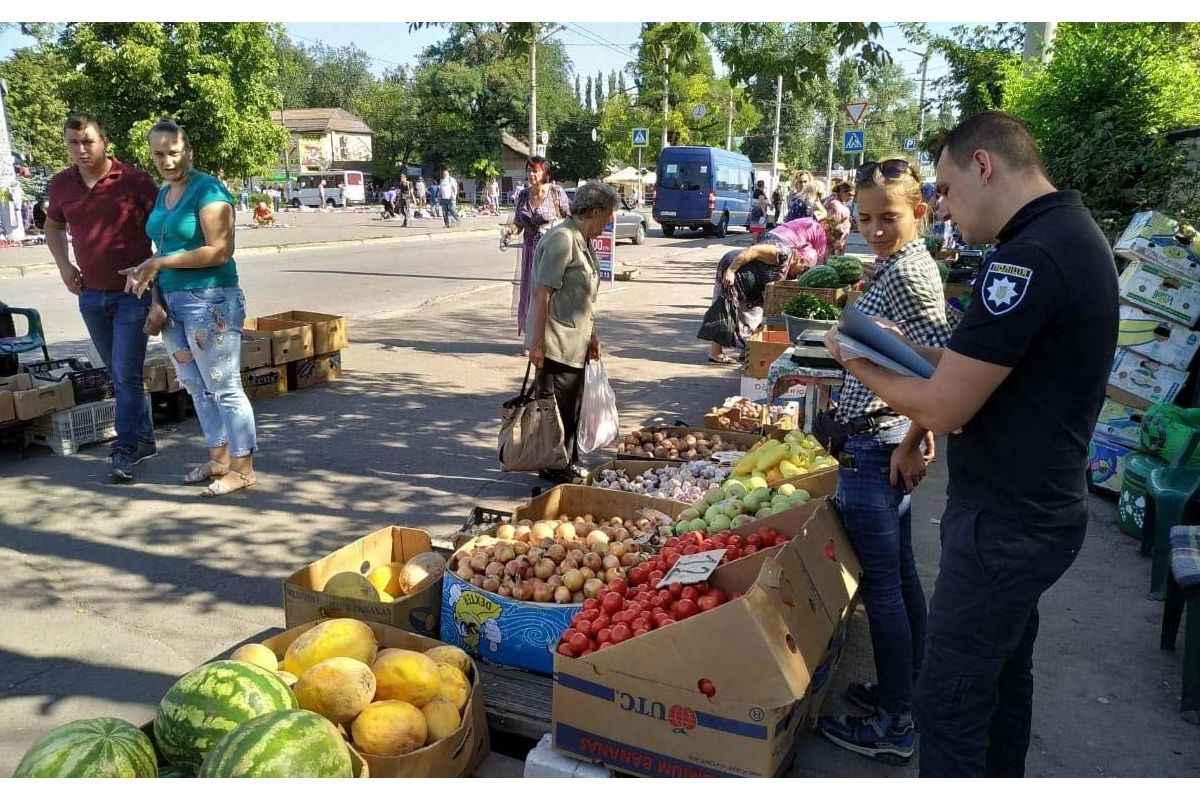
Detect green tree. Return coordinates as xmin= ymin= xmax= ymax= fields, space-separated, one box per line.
xmin=585 ymin=74 xmax=594 ymax=113
xmin=304 ymin=42 xmax=375 ymax=111
xmin=618 ymin=71 xmax=628 ymax=97
xmin=355 ymin=68 xmax=421 ymax=184
xmin=595 ymin=69 xmax=605 ymax=109
xmin=574 ymin=73 xmax=581 ymax=105
xmin=1003 ymin=22 xmax=1200 ymax=227
xmin=607 ymin=70 xmax=617 ymax=100
xmin=0 ymin=44 xmax=70 ymax=170
xmin=633 ymin=23 xmax=711 ymax=147
xmin=61 ymin=22 xmax=289 ymax=179
xmin=550 ymin=115 xmax=606 ymax=182
xmin=269 ymin=26 xmax=315 ymax=109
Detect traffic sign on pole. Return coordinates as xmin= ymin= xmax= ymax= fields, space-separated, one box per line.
xmin=632 ymin=128 xmax=649 ymax=147
xmin=919 ymin=151 xmax=932 ymax=166
xmin=903 ymin=137 xmax=917 ymax=152
xmin=535 ymin=144 xmax=547 ymax=158
xmin=843 ymin=130 xmax=865 ymax=154
xmin=844 ymin=100 xmax=868 ymax=125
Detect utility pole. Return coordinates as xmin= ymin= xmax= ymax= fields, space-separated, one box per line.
xmin=1023 ymin=22 xmax=1058 ymax=67
xmin=771 ymin=74 xmax=782 ymax=189
xmin=661 ymin=45 xmax=670 ymax=149
xmin=825 ymin=108 xmax=835 ymax=181
xmin=916 ymin=50 xmax=929 ymax=151
xmin=726 ymin=93 xmax=733 ymax=151
xmin=529 ymin=34 xmax=538 ymax=159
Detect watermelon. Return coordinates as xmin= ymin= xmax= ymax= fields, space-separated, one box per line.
xmin=797 ymin=265 xmax=841 ymax=288
xmin=154 ymin=659 xmax=297 ymax=769
xmin=198 ymin=709 xmax=354 ymax=778
xmin=826 ymin=255 xmax=863 ymax=284
xmin=158 ymin=764 xmax=195 ymax=778
xmin=14 ymin=717 xmax=158 ymax=778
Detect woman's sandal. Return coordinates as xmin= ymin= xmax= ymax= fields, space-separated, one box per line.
xmin=708 ymin=354 xmax=738 ymax=365
xmin=183 ymin=460 xmax=229 ymax=485
xmin=200 ymin=470 xmax=258 ymax=498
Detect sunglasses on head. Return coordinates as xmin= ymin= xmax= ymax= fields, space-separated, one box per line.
xmin=855 ymin=159 xmax=916 ymax=183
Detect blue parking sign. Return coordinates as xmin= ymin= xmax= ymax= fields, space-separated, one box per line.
xmin=903 ymin=137 xmax=917 ymax=151
xmin=843 ymin=130 xmax=864 ymax=153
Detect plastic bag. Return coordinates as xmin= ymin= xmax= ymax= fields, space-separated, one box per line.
xmin=696 ymin=295 xmax=740 ymax=347
xmin=577 ymin=359 xmax=620 ymax=454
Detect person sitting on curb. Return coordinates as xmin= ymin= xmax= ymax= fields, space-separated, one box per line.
xmin=252 ymin=201 xmax=275 ymax=227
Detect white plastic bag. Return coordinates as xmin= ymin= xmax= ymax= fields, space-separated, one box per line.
xmin=577 ymin=359 xmax=620 ymax=454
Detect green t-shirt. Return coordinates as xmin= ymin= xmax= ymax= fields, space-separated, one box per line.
xmin=146 ymin=171 xmax=238 ymax=292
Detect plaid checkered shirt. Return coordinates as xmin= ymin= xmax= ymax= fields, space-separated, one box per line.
xmin=834 ymin=239 xmax=952 ymax=426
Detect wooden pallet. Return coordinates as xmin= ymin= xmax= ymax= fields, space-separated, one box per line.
xmin=477 ymin=661 xmax=553 ymax=742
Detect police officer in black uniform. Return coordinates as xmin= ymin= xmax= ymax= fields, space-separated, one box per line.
xmin=824 ymin=110 xmax=1119 ymax=777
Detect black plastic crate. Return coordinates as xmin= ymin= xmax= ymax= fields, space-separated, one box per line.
xmin=22 ymin=356 xmax=93 ymax=376
xmin=24 ymin=358 xmax=114 ymax=405
xmin=453 ymin=505 xmax=514 ymax=549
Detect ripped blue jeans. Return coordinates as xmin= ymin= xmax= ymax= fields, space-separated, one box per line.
xmin=162 ymin=287 xmax=258 ymax=457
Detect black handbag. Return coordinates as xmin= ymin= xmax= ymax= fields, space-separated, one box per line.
xmin=497 ymin=363 xmax=570 ymax=472
xmin=696 ymin=295 xmax=740 ymax=348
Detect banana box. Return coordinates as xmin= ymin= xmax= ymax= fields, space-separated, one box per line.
xmin=1118 ymin=304 xmax=1200 ymax=371
xmin=1115 ymin=210 xmax=1200 ymax=283
xmin=1108 ymin=347 xmax=1188 ymax=410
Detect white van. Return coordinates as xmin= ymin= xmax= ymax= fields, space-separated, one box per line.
xmin=290 ymin=170 xmax=366 ymax=208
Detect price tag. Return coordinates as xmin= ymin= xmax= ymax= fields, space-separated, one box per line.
xmin=656 ymin=549 xmax=727 ymax=588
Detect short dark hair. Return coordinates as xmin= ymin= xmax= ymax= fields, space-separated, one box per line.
xmin=938 ymin=110 xmax=1047 ymax=177
xmin=64 ymin=112 xmax=106 ymax=138
xmin=148 ymin=118 xmax=191 ymax=148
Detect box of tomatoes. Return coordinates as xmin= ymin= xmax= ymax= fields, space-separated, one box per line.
xmin=550 ymin=498 xmax=861 ymax=778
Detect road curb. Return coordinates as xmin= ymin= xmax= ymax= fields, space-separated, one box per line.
xmin=0 ymin=226 xmax=500 ymax=279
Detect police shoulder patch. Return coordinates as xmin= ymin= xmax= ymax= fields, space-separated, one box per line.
xmin=980 ymin=261 xmax=1033 ymax=315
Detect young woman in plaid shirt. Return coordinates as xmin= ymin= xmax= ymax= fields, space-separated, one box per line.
xmin=817 ymin=158 xmax=951 ymax=763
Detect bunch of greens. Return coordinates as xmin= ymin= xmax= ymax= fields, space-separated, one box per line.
xmin=783 ymin=293 xmax=840 ymax=320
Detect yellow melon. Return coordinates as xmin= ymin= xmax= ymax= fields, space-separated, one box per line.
xmin=379 ymin=590 xmax=396 ymax=603
xmin=424 ymin=645 xmax=472 ymax=675
xmin=230 ymin=643 xmax=278 ymax=672
xmin=434 ymin=663 xmax=470 ymax=711
xmin=321 ymin=571 xmax=380 ymax=601
xmin=351 ymin=700 xmax=427 ymax=757
xmin=421 ymin=698 xmax=461 ymax=744
xmin=366 ymin=562 xmax=405 ymax=597
xmin=372 ymin=649 xmax=440 ymax=707
xmin=294 ymin=656 xmax=377 ymax=724
xmin=276 ymin=670 xmax=299 ymax=688
xmin=282 ymin=618 xmax=378 ymax=676
xmin=397 ymin=553 xmax=447 ymax=596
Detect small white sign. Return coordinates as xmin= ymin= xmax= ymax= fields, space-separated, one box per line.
xmin=535 ymin=144 xmax=547 ymax=158
xmin=656 ymin=549 xmax=727 ymax=588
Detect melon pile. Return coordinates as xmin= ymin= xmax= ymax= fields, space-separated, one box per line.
xmin=321 ymin=552 xmax=447 ymax=604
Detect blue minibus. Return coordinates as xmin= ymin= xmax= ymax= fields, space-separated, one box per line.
xmin=652 ymin=146 xmax=753 ymax=237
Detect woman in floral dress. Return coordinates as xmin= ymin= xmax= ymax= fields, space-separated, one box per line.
xmin=501 ymin=156 xmax=571 ymax=344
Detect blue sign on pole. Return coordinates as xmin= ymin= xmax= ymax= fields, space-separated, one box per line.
xmin=919 ymin=151 xmax=933 ymax=166
xmin=903 ymin=137 xmax=917 ymax=151
xmin=843 ymin=130 xmax=864 ymax=154
xmin=632 ymin=128 xmax=649 ymax=147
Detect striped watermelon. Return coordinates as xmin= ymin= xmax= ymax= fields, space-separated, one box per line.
xmin=198 ymin=709 xmax=354 ymax=778
xmin=14 ymin=717 xmax=157 ymax=778
xmin=154 ymin=659 xmax=297 ymax=769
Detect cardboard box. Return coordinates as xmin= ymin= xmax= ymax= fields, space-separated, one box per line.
xmin=739 ymin=375 xmax=806 ymax=403
xmin=241 ymin=365 xmax=287 ymax=402
xmin=287 ymin=350 xmax=343 ymax=390
xmin=1089 ymin=432 xmax=1133 ymax=493
xmin=240 ymin=332 xmax=272 ymax=371
xmin=1117 ymin=262 xmax=1200 ymax=327
xmin=1096 ymin=396 xmax=1146 ymax=450
xmin=1118 ymin=304 xmax=1200 ymax=371
xmin=263 ymin=310 xmax=348 ymax=355
xmin=3 ymin=372 xmax=74 ymax=420
xmin=258 ymin=621 xmax=489 ymax=778
xmin=1108 ymin=347 xmax=1188 ymax=409
xmin=142 ymin=357 xmax=173 ymax=393
xmin=744 ymin=325 xmax=793 ymax=379
xmin=0 ymin=390 xmax=14 ymax=424
xmin=585 ymin=459 xmax=677 ymax=487
xmin=616 ymin=426 xmax=766 ymax=461
xmin=551 ymin=499 xmax=861 ymax=778
xmin=244 ymin=317 xmax=315 ymax=364
xmin=1114 ymin=209 xmax=1200 ymax=282
xmin=283 ymin=526 xmax=442 ymax=635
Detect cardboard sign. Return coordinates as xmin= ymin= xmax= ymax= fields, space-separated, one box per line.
xmin=656 ymin=549 xmax=728 ymax=588
xmin=591 ymin=215 xmax=616 ymax=283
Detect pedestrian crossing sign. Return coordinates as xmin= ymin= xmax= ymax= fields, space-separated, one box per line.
xmin=632 ymin=128 xmax=649 ymax=147
xmin=843 ymin=130 xmax=865 ymax=154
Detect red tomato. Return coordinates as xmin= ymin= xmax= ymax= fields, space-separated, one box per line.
xmin=658 ymin=589 xmax=672 ymax=603
xmin=661 ymin=547 xmax=679 ymax=560
xmin=746 ymin=534 xmax=762 ymax=548
xmin=681 ymin=586 xmax=700 ymax=603
xmin=598 ymin=641 xmax=614 ymax=650
xmin=608 ymin=578 xmax=628 ymax=596
xmin=743 ymin=545 xmax=757 ymax=556
xmin=700 ymin=541 xmax=715 ymax=552
xmin=596 ymin=628 xmax=612 ymax=645
xmin=697 ymin=595 xmax=719 ymax=612
xmin=573 ymin=619 xmax=593 ymax=635
xmin=649 ymin=570 xmax=665 ymax=586
xmin=690 ymin=532 xmax=705 ymax=547
xmin=665 ymin=552 xmax=681 ymax=568
xmin=705 ymin=588 xmax=727 ymax=604
xmin=650 ymin=595 xmax=666 ymax=610
xmin=611 ymin=623 xmax=631 ymax=643
xmin=627 ymin=602 xmax=643 ymax=616
xmin=628 ymin=566 xmax=648 ymax=586
xmin=697 ymin=582 xmax=709 ymax=592
xmin=653 ymin=613 xmax=671 ymax=628
xmin=633 ymin=627 xmax=650 ymax=637
xmin=657 ymin=617 xmax=675 ymax=627
xmin=568 ymin=631 xmax=588 ymax=651
xmin=675 ymin=599 xmax=699 ymax=619
xmin=640 ymin=610 xmax=653 ymax=622
xmin=728 ymin=535 xmax=743 ymax=548
xmin=682 ymin=545 xmax=699 ymax=556
xmin=698 ymin=678 xmax=716 ymax=697
xmin=666 ymin=537 xmax=679 ymax=549
xmin=668 ymin=582 xmax=684 ymax=598
xmin=593 ymin=613 xmax=611 ymax=629
xmin=583 ymin=598 xmax=600 ymax=611
xmin=601 ymin=592 xmax=623 ymax=614
xmin=579 ymin=609 xmax=600 ymax=622
xmin=558 ymin=643 xmax=579 ymax=658
xmin=731 ymin=591 xmax=744 ymax=601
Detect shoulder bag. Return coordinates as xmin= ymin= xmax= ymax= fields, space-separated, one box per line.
xmin=498 ymin=363 xmax=570 ymax=472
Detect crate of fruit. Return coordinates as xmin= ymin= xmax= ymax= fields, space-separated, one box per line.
xmin=25 ymin=398 xmax=117 ymax=456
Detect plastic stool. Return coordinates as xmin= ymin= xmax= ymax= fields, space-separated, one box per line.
xmin=1143 ymin=431 xmax=1200 ymax=599
xmin=1161 ymin=525 xmax=1200 ymax=724
xmin=1119 ymin=452 xmax=1166 ymax=538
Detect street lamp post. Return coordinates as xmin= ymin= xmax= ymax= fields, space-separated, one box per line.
xmin=899 ymin=46 xmax=930 ymax=151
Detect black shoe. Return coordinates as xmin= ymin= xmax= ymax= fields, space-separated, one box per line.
xmin=110 ymin=450 xmax=134 ymax=483
xmin=846 ymin=681 xmax=880 ymax=713
xmin=132 ymin=439 xmax=158 ymax=465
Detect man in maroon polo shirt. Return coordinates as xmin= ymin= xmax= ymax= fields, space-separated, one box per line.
xmin=45 ymin=112 xmax=160 ymax=483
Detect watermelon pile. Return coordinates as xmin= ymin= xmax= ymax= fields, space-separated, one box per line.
xmin=13 ymin=717 xmax=158 ymax=778
xmin=796 ymin=256 xmax=864 ymax=288
xmin=198 ymin=710 xmax=353 ymax=778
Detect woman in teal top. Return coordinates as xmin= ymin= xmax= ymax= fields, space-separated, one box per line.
xmin=122 ymin=119 xmax=258 ymax=497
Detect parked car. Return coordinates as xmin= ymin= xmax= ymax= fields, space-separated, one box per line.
xmin=563 ymin=188 xmax=648 ymax=244
xmin=652 ymin=146 xmax=753 ymax=238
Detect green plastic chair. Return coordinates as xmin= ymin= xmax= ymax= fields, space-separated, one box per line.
xmin=0 ymin=303 xmax=51 ymax=362
xmin=1143 ymin=429 xmax=1200 ymax=600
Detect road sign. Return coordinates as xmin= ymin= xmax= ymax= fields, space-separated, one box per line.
xmin=632 ymin=128 xmax=649 ymax=147
xmin=903 ymin=137 xmax=917 ymax=151
xmin=843 ymin=130 xmax=865 ymax=154
xmin=692 ymin=104 xmax=707 ymax=120
xmin=590 ymin=214 xmax=616 ymax=283
xmin=844 ymin=100 xmax=868 ymax=125
xmin=919 ymin=150 xmax=932 ymax=166
xmin=535 ymin=144 xmax=547 ymax=158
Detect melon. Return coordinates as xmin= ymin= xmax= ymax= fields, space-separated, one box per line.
xmin=276 ymin=670 xmax=299 ymax=688
xmin=14 ymin=717 xmax=157 ymax=778
xmin=397 ymin=552 xmax=447 ymax=596
xmin=372 ymin=649 xmax=440 ymax=707
xmin=321 ymin=571 xmax=379 ymax=601
xmin=434 ymin=663 xmax=470 ymax=712
xmin=421 ymin=699 xmax=462 ymax=744
xmin=197 ymin=709 xmax=353 ymax=778
xmin=282 ymin=618 xmax=378 ymax=677
xmin=230 ymin=643 xmax=278 ymax=672
xmin=293 ymin=657 xmax=377 ymax=724
xmin=424 ymin=645 xmax=472 ymax=675
xmin=351 ymin=700 xmax=427 ymax=757
xmin=154 ymin=660 xmax=297 ymax=769
xmin=366 ymin=562 xmax=405 ymax=597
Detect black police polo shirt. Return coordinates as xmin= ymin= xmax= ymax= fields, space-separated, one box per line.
xmin=946 ymin=190 xmax=1119 ymax=526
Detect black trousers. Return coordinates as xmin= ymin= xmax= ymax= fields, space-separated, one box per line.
xmin=537 ymin=358 xmax=584 ymax=466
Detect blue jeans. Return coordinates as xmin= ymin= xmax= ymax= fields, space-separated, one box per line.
xmin=914 ymin=502 xmax=1086 ymax=777
xmin=835 ymin=427 xmax=927 ymax=717
xmin=440 ymin=198 xmax=459 ymax=226
xmin=78 ymin=289 xmax=154 ymax=455
xmin=162 ymin=287 xmax=257 ymax=457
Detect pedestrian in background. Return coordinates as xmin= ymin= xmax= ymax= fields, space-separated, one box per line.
xmin=525 ymin=181 xmax=616 ymax=484
xmin=501 ymin=156 xmax=571 ymax=346
xmin=749 ymin=179 xmax=768 ymax=227
xmin=824 ymin=181 xmax=854 ymax=256
xmin=823 ymin=111 xmax=1119 ymax=777
xmin=122 ymin=118 xmax=259 ymax=498
xmin=397 ymin=172 xmax=412 ymax=227
xmin=771 ymin=181 xmax=784 ymax=224
xmin=44 ymin=112 xmax=158 ymax=483
xmin=317 ymin=179 xmax=327 ymax=210
xmin=439 ymin=169 xmax=460 ymax=227
xmin=414 ymin=176 xmax=427 ymax=210
xmin=785 ymin=169 xmax=814 ymax=222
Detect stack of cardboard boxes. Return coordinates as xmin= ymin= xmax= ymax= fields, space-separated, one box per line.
xmin=1091 ymin=211 xmax=1200 ymax=491
xmin=242 ymin=310 xmax=347 ymax=399
xmin=0 ymin=373 xmax=75 ymax=425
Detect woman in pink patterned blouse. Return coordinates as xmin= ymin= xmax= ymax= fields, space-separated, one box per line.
xmin=501 ymin=156 xmax=571 ymax=344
